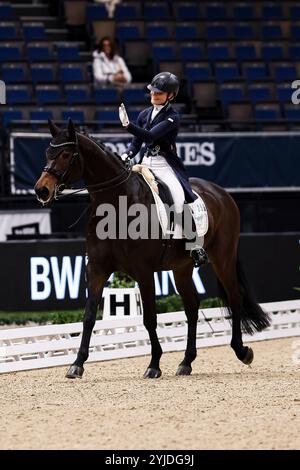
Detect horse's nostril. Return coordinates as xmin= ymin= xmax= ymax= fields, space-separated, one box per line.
xmin=36 ymin=186 xmax=50 ymax=201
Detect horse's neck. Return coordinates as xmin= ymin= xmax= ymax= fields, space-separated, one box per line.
xmin=78 ymin=134 xmax=122 ymax=187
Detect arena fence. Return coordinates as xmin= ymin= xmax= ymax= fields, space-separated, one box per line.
xmin=1 ymin=300 xmax=300 ymax=374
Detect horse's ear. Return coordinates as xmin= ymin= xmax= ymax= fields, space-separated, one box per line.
xmin=67 ymin=118 xmax=76 ymax=141
xmin=48 ymin=119 xmax=60 ymax=137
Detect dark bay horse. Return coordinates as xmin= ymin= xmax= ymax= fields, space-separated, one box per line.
xmin=34 ymin=119 xmax=270 ymax=379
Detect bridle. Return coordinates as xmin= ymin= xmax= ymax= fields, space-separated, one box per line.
xmin=44 ymin=136 xmax=133 ymax=197
xmin=44 ymin=141 xmax=82 ymax=188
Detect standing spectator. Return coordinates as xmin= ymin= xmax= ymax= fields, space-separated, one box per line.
xmin=93 ymin=36 xmax=132 ymax=87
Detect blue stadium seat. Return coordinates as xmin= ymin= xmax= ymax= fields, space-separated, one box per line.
xmin=65 ymin=85 xmax=90 ymax=104
xmin=144 ymin=3 xmax=169 ymax=20
xmin=115 ymin=3 xmax=140 ymax=20
xmin=2 ymin=110 xmax=23 ymax=127
xmin=207 ymin=44 xmax=230 ymax=61
xmin=6 ymin=85 xmax=31 ymax=104
xmin=262 ymin=5 xmax=283 ymax=20
xmin=179 ymin=44 xmax=203 ymax=61
xmin=175 ymin=24 xmax=198 ymax=41
xmin=277 ymin=85 xmax=293 ymax=103
xmin=152 ymin=44 xmax=177 ymax=62
xmin=249 ymin=85 xmax=274 ymax=103
xmin=2 ymin=65 xmax=27 ymax=83
xmin=291 ymin=25 xmax=300 ymax=40
xmin=290 ymin=5 xmax=300 ymax=20
xmin=262 ymin=25 xmax=282 ymax=41
xmin=206 ymin=24 xmax=229 ymax=40
xmin=94 ymin=87 xmax=119 ymax=105
xmin=175 ymin=3 xmax=200 ymax=20
xmin=23 ymin=23 xmax=46 ymax=41
xmin=255 ymin=104 xmax=281 ymax=121
xmin=206 ymin=4 xmax=227 ymax=20
xmin=220 ymin=84 xmax=246 ymax=106
xmin=235 ymin=44 xmax=257 ymax=60
xmin=36 ymin=85 xmax=62 ymax=105
xmin=95 ymin=109 xmax=118 ymax=123
xmin=186 ymin=64 xmax=212 ymax=82
xmin=0 ymin=44 xmax=22 ymax=60
xmin=60 ymin=65 xmax=85 ymax=83
xmin=274 ymin=64 xmax=297 ymax=81
xmin=285 ymin=106 xmax=300 ymax=121
xmin=127 ymin=107 xmax=140 ymax=122
xmin=215 ymin=64 xmax=240 ymax=82
xmin=289 ymin=45 xmax=300 ymax=60
xmin=262 ymin=44 xmax=284 ymax=60
xmin=0 ymin=23 xmax=17 ymax=39
xmin=57 ymin=45 xmax=80 ymax=62
xmin=243 ymin=64 xmax=269 ymax=82
xmin=30 ymin=110 xmax=53 ymax=121
xmin=86 ymin=4 xmax=108 ymax=22
xmin=0 ymin=4 xmax=14 ymax=19
xmin=27 ymin=44 xmax=52 ymax=61
xmin=62 ymin=110 xmax=85 ymax=123
xmin=146 ymin=25 xmax=170 ymax=41
xmin=233 ymin=24 xmax=255 ymax=40
xmin=116 ymin=25 xmax=141 ymax=40
xmin=123 ymin=87 xmax=147 ymax=104
xmin=233 ymin=5 xmax=254 ymax=20
xmin=31 ymin=65 xmax=56 ymax=83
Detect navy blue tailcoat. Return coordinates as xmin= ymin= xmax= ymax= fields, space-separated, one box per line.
xmin=125 ymin=103 xmax=197 ymax=203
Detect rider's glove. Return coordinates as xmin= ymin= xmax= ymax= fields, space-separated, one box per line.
xmin=119 ymin=103 xmax=130 ymax=127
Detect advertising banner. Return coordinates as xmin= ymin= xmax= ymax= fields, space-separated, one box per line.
xmin=0 ymin=234 xmax=299 ymax=311
xmin=9 ymin=132 xmax=300 ymax=194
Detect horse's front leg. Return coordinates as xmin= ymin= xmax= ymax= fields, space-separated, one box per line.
xmin=173 ymin=266 xmax=199 ymax=375
xmin=66 ymin=264 xmax=111 ymax=379
xmin=138 ymin=274 xmax=162 ymax=379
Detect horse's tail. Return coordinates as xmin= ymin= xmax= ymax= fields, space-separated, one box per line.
xmin=235 ymin=255 xmax=271 ymax=334
xmin=217 ymin=253 xmax=271 ymax=335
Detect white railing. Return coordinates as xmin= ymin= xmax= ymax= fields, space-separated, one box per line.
xmin=1 ymin=300 xmax=300 ymax=373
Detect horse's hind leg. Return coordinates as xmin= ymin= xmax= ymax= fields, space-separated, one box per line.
xmin=173 ymin=266 xmax=200 ymax=375
xmin=66 ymin=265 xmax=111 ymax=379
xmin=138 ymin=274 xmax=162 ymax=378
xmin=210 ymin=252 xmax=254 ymax=365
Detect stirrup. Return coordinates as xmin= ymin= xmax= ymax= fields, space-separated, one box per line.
xmin=190 ymin=247 xmax=208 ymax=267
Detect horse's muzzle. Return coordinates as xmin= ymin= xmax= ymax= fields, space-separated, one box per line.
xmin=35 ymin=185 xmax=50 ymax=203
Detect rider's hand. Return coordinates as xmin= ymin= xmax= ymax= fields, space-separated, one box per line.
xmin=119 ymin=103 xmax=130 ymax=127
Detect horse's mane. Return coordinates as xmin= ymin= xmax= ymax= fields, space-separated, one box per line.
xmin=81 ymin=132 xmax=122 ymax=162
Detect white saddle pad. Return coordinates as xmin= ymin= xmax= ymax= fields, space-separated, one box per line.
xmin=132 ymin=165 xmax=209 ymax=238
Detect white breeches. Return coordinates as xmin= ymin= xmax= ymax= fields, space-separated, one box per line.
xmin=141 ymin=154 xmax=185 ymax=238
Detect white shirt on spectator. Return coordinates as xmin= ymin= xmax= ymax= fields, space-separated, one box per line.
xmin=93 ymin=51 xmax=132 ymax=85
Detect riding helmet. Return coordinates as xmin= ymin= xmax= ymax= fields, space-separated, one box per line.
xmin=147 ymin=72 xmax=180 ymax=96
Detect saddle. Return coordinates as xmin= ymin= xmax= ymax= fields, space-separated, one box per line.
xmin=132 ymin=164 xmax=173 ymax=236
xmin=132 ymin=164 xmax=208 ymax=239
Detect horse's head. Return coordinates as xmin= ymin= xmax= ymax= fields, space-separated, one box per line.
xmin=34 ymin=118 xmax=83 ymax=204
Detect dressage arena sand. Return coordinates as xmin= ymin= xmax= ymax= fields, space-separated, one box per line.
xmin=0 ymin=337 xmax=299 ymax=450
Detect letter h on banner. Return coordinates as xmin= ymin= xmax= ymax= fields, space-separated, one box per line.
xmin=103 ymin=287 xmax=143 ymax=319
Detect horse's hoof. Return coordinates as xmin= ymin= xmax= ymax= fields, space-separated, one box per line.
xmin=65 ymin=364 xmax=84 ymax=379
xmin=176 ymin=364 xmax=192 ymax=376
xmin=241 ymin=347 xmax=254 ymax=365
xmin=143 ymin=367 xmax=162 ymax=379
